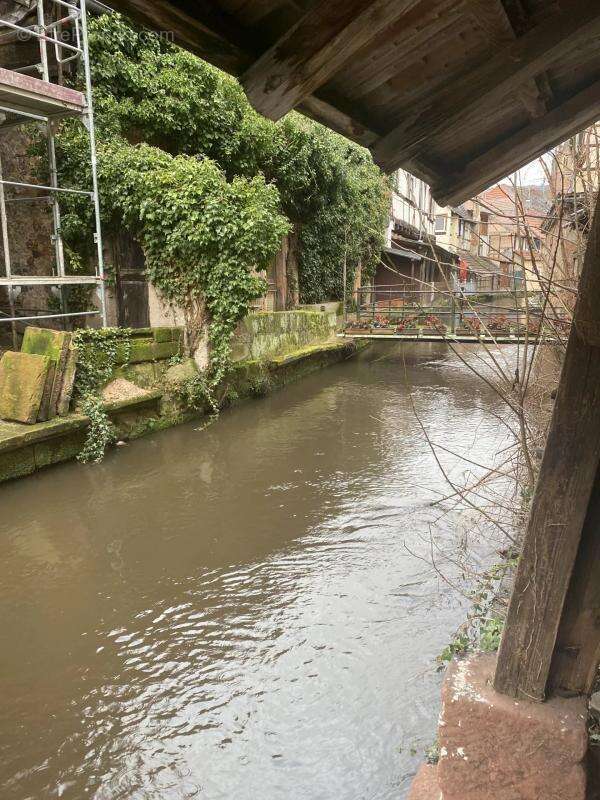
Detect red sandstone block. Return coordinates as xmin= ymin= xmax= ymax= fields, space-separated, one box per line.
xmin=438 ymin=653 xmax=587 ymax=800
xmin=407 ymin=764 xmax=441 ymax=800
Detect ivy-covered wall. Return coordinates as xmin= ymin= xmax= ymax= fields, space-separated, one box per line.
xmin=49 ymin=14 xmax=389 ymax=382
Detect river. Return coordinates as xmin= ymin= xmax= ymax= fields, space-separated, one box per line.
xmin=0 ymin=343 xmax=511 ymax=800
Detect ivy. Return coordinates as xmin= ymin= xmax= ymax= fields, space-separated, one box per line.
xmin=23 ymin=14 xmax=393 ymax=466
xmin=72 ymin=327 xmax=132 ymax=462
xmin=55 ymin=14 xmax=388 ymax=305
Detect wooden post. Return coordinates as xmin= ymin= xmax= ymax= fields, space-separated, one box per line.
xmin=547 ymin=464 xmax=600 ymax=697
xmin=494 ymin=191 xmax=600 ymax=701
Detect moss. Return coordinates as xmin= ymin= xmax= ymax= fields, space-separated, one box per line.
xmin=0 ymin=445 xmax=36 ymax=482
xmin=0 ymin=415 xmax=86 ymax=454
xmin=123 ymin=338 xmax=180 ymax=364
xmin=113 ymin=336 xmax=178 ymax=365
xmin=164 ymin=358 xmax=198 ymax=386
xmin=0 ymin=351 xmax=52 ymax=424
xmin=113 ymin=361 xmax=163 ymax=388
xmin=21 ymin=327 xmax=70 ymax=364
xmin=233 ymin=310 xmax=336 ymax=361
xmin=152 ymin=327 xmax=179 ymax=343
xmin=33 ymin=431 xmax=87 ymax=468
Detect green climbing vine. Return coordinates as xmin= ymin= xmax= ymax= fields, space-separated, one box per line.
xmin=72 ymin=327 xmax=132 ymax=462
xmin=45 ymin=13 xmax=389 ymax=409
xmin=52 ymin=13 xmax=388 ymax=319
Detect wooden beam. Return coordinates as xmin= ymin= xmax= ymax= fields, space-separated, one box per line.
xmin=337 ymin=0 xmax=466 ymax=101
xmin=108 ymin=0 xmax=383 ymax=153
xmin=470 ymin=0 xmax=551 ymax=118
xmin=371 ymin=0 xmax=600 ymax=174
xmin=241 ymin=0 xmax=422 ymax=121
xmin=493 ymin=190 xmax=600 ymax=702
xmin=432 ymin=77 xmax=600 ymax=207
xmin=298 ymin=96 xmax=379 ymax=148
xmin=549 ymin=465 xmax=600 ymax=697
xmin=107 ymin=0 xmax=252 ymax=73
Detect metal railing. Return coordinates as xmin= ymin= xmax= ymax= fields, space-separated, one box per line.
xmin=343 ymin=283 xmax=563 ymax=338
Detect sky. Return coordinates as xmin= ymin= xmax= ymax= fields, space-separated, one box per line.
xmin=512 ymin=157 xmax=548 ymax=186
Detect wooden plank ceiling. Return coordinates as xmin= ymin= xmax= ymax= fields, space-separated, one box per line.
xmin=107 ymin=0 xmax=600 ymax=205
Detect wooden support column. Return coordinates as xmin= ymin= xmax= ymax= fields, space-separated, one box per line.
xmin=494 ymin=191 xmax=600 ymax=701
xmin=548 ymin=465 xmax=600 ymax=697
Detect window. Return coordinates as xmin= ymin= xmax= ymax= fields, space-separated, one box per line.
xmin=435 ymin=214 xmax=446 ymax=233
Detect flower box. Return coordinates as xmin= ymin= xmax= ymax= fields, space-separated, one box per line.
xmin=421 ymin=326 xmax=446 ymax=336
xmin=372 ymin=327 xmax=396 ymax=335
xmin=345 ymin=326 xmax=369 ymax=335
xmin=397 ymin=327 xmax=420 ymax=336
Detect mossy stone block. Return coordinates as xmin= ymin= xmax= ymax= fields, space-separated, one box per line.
xmin=0 ymin=351 xmax=52 ymax=424
xmin=114 ymin=336 xmax=180 ymax=365
xmin=22 ymin=327 xmax=72 ymax=419
xmin=126 ymin=338 xmax=154 ymax=363
xmin=152 ymin=327 xmax=175 ymax=343
xmin=57 ymin=344 xmax=77 ymax=416
xmin=165 ymin=358 xmax=198 ymax=385
xmin=33 ymin=431 xmax=87 ymax=468
xmin=114 ymin=361 xmax=160 ymax=388
xmin=0 ymin=444 xmax=36 ymax=482
xmin=21 ymin=327 xmax=69 ymax=363
xmin=153 ymin=340 xmax=180 ymax=360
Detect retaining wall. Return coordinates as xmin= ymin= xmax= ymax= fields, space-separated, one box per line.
xmin=0 ymin=311 xmax=360 ymax=484
xmin=231 ymin=310 xmax=337 ymax=362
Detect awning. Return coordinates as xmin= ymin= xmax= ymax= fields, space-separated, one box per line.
xmin=382 ymin=245 xmax=422 ymax=262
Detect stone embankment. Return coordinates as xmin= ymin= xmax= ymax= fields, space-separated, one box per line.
xmin=0 ymin=310 xmax=360 ymax=483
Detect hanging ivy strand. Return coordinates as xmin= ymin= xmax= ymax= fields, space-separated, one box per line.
xmin=72 ymin=327 xmax=133 ymax=462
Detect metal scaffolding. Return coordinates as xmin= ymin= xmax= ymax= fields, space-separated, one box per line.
xmin=0 ymin=0 xmax=106 ymax=346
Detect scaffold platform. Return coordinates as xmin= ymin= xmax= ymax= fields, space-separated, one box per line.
xmin=0 ymin=65 xmax=84 ymax=117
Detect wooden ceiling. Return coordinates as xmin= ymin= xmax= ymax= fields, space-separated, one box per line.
xmin=107 ymin=0 xmax=600 ymax=204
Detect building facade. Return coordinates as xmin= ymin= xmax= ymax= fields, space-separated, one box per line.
xmin=540 ymin=124 xmax=599 ymax=309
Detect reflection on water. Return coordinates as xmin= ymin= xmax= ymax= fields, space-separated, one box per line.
xmin=0 ymin=343 xmax=510 ymax=799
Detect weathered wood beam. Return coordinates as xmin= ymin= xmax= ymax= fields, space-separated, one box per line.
xmin=549 ymin=466 xmax=600 ymax=697
xmin=241 ymin=0 xmax=423 ymax=121
xmin=337 ymin=0 xmax=466 ymax=101
xmin=432 ymin=77 xmax=600 ymax=207
xmin=470 ymin=0 xmax=551 ymax=118
xmin=107 ymin=0 xmax=252 ymax=73
xmin=371 ymin=0 xmax=600 ymax=175
xmin=298 ymin=96 xmax=379 ymax=148
xmin=108 ymin=0 xmax=383 ymax=153
xmin=494 ymin=189 xmax=600 ymax=702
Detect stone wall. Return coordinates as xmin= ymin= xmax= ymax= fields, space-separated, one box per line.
xmin=231 ymin=310 xmax=337 ymax=362
xmin=0 ymin=129 xmax=55 ymax=318
xmin=0 ymin=330 xmax=362 ymax=483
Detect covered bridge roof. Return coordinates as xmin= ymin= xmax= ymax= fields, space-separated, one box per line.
xmin=108 ymin=0 xmax=600 ymax=205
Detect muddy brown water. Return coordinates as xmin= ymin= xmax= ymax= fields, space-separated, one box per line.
xmin=0 ymin=343 xmax=511 ymax=800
